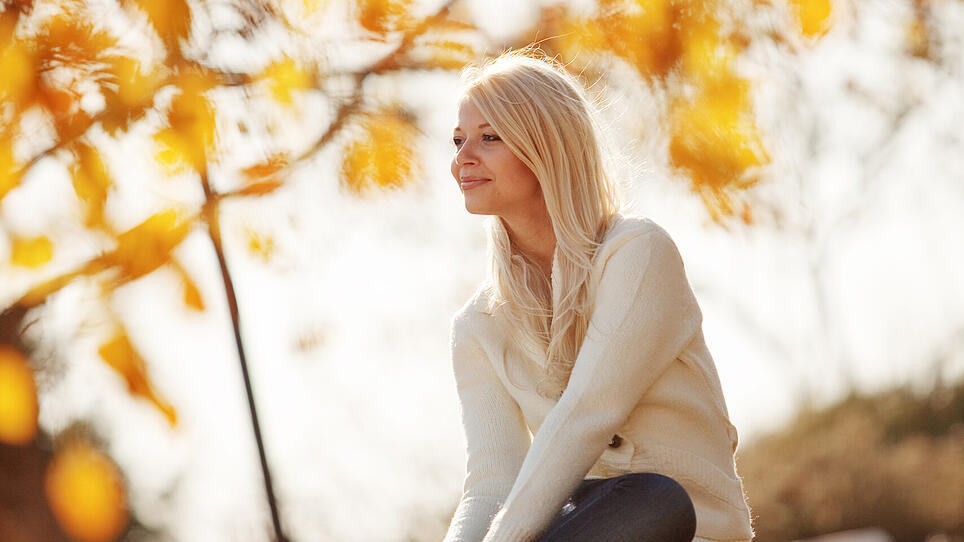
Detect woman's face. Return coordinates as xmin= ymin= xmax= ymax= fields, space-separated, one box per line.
xmin=451 ymin=99 xmax=544 ymax=219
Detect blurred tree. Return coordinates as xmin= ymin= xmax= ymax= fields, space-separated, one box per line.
xmin=0 ymin=0 xmax=481 ymax=539
xmin=739 ymin=378 xmax=964 ymax=542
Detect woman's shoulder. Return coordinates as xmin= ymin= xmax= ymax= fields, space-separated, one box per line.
xmin=598 ymin=213 xmax=677 ymax=260
xmin=451 ymin=280 xmax=496 ymax=328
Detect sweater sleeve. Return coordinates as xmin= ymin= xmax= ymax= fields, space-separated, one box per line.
xmin=443 ymin=311 xmax=532 ymax=542
xmin=482 ymin=228 xmax=703 ymax=542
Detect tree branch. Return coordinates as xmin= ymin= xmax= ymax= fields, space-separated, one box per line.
xmin=199 ymin=173 xmax=287 ymax=542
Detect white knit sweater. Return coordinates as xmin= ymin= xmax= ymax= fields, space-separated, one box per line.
xmin=443 ymin=215 xmax=754 ymax=542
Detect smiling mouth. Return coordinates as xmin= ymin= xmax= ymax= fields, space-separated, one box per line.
xmin=460 ymin=179 xmax=491 ymax=190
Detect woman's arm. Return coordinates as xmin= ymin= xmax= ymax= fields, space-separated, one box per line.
xmin=482 ymin=228 xmax=703 ymax=542
xmin=444 ymin=310 xmax=532 ymax=542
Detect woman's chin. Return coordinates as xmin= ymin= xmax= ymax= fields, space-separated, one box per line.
xmin=463 ymin=199 xmax=493 ymax=216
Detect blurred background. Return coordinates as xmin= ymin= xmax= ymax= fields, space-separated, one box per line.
xmin=1 ymin=0 xmax=962 ymax=541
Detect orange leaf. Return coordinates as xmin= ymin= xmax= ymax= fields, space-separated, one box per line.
xmin=239 ymin=180 xmax=284 ymax=196
xmin=241 ymin=154 xmax=289 ymax=189
xmin=45 ymin=440 xmax=128 ymax=542
xmin=596 ymin=0 xmax=681 ymax=79
xmin=1 ymin=135 xmax=22 ymax=202
xmin=127 ymin=0 xmax=192 ymax=51
xmin=41 ymin=14 xmax=117 ymax=65
xmin=0 ymin=346 xmax=38 ymax=445
xmin=171 ymin=260 xmax=204 ymax=311
xmin=103 ymin=210 xmax=193 ymax=280
xmin=340 ymin=110 xmax=420 ymax=195
xmin=415 ymin=39 xmax=477 ymax=70
xmin=11 ymin=236 xmax=54 ymax=269
xmin=98 ymin=330 xmax=178 ymax=426
xmin=357 ymin=0 xmax=415 ymax=34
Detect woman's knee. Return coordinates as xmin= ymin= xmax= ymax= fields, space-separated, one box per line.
xmin=613 ymin=473 xmax=697 ymax=540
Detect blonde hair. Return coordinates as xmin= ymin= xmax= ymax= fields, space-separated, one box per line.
xmin=458 ymin=49 xmax=623 ymax=398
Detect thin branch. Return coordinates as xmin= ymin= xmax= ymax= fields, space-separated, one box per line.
xmin=199 ymin=173 xmax=287 ymax=542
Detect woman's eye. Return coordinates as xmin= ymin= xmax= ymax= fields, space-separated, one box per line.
xmin=452 ymin=137 xmax=463 ymax=147
xmin=482 ymin=134 xmax=500 ymax=142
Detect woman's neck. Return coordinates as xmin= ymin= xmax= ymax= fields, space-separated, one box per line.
xmin=502 ymin=211 xmax=556 ymax=278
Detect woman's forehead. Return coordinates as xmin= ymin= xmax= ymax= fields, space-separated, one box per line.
xmin=454 ymin=100 xmax=490 ymax=130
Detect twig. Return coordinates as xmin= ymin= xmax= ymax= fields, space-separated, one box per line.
xmin=200 ymin=173 xmax=287 ymax=542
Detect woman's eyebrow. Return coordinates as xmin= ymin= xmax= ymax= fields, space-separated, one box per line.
xmin=453 ymin=123 xmax=492 ymax=132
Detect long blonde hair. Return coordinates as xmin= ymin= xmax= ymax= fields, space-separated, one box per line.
xmin=459 ymin=49 xmax=623 ymax=398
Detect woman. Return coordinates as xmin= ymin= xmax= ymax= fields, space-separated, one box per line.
xmin=443 ymin=49 xmax=754 ymax=542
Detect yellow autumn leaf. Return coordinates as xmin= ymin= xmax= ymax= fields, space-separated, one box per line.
xmin=245 ymin=228 xmax=275 ymax=262
xmin=417 ymin=39 xmax=477 ymax=70
xmin=182 ymin=276 xmax=204 ymax=310
xmin=1 ymin=135 xmax=22 ymax=202
xmin=152 ymin=128 xmax=192 ymax=174
xmin=242 ymin=154 xmax=289 ymax=183
xmin=71 ymin=142 xmax=113 ymax=230
xmin=153 ymin=70 xmax=218 ymax=172
xmin=100 ymin=56 xmax=166 ymax=135
xmin=0 ymin=347 xmax=38 ymax=445
xmin=45 ymin=440 xmax=129 ymax=542
xmin=668 ymin=72 xmax=769 ymax=215
xmin=103 ymin=210 xmax=193 ymax=280
xmin=107 ymin=56 xmax=161 ymax=109
xmin=341 ymin=110 xmax=419 ymax=195
xmin=680 ymin=15 xmax=733 ymax=78
xmin=259 ymin=57 xmax=312 ymax=106
xmin=127 ymin=0 xmax=191 ymax=51
xmin=11 ymin=236 xmax=54 ymax=269
xmin=239 ymin=180 xmax=285 ymax=196
xmin=790 ymin=0 xmax=833 ymax=38
xmin=0 ymin=42 xmax=36 ymax=105
xmin=598 ymin=0 xmax=680 ymax=79
xmin=171 ymin=260 xmax=204 ymax=311
xmin=98 ymin=330 xmax=178 ymax=426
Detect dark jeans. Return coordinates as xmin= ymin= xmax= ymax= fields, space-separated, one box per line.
xmin=533 ymin=473 xmax=697 ymax=542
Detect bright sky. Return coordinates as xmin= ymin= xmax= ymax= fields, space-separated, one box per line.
xmin=2 ymin=0 xmax=962 ymax=541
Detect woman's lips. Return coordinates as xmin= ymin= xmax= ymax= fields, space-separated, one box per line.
xmin=460 ymin=178 xmax=491 ymax=190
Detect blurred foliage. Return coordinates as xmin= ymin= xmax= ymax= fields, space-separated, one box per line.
xmin=739 ymin=379 xmax=964 ymax=542
xmin=514 ymin=0 xmax=783 ymax=222
xmin=97 ymin=328 xmax=178 ymax=426
xmin=0 ymin=0 xmax=953 ymax=540
xmin=45 ymin=438 xmax=129 ymax=542
xmin=0 ymin=346 xmax=37 ymax=445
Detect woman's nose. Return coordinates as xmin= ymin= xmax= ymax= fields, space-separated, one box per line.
xmin=455 ymin=140 xmax=478 ymax=166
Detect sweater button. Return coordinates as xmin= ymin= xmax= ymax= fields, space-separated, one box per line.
xmin=608 ymin=434 xmax=622 ymax=448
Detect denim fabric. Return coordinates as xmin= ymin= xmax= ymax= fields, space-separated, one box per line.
xmin=533 ymin=473 xmax=696 ymax=542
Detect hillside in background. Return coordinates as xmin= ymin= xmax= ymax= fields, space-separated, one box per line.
xmin=738 ymin=378 xmax=964 ymax=542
